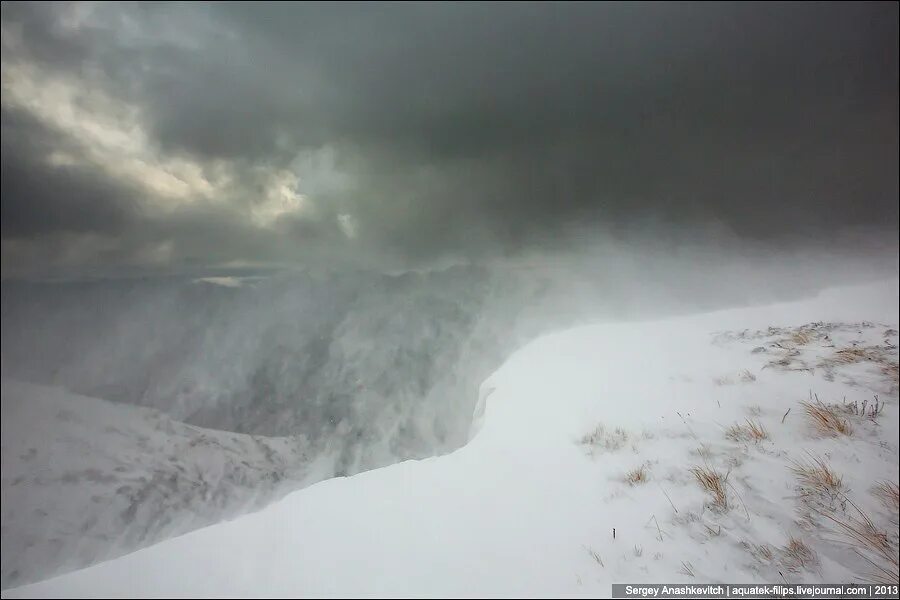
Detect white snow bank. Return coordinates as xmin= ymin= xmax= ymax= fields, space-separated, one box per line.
xmin=6 ymin=278 xmax=898 ymax=598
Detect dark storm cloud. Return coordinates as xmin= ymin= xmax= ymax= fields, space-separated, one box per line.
xmin=1 ymin=107 xmax=139 ymax=238
xmin=1 ymin=2 xmax=897 ymax=273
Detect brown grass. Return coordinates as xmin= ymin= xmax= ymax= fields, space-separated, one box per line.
xmin=832 ymin=347 xmax=874 ymax=364
xmin=781 ymin=536 xmax=817 ymax=572
xmin=791 ymin=330 xmax=813 ymax=345
xmin=882 ymin=362 xmax=899 ymax=384
xmin=625 ymin=465 xmax=648 ymax=486
xmin=819 ymin=345 xmax=898 ymax=389
xmin=724 ymin=424 xmax=744 ymax=441
xmin=691 ymin=465 xmax=728 ymax=510
xmin=726 ymin=419 xmax=769 ymax=443
xmin=790 ymin=454 xmax=844 ymax=497
xmin=746 ymin=420 xmax=768 ymax=440
xmin=816 ymin=499 xmax=899 ymax=584
xmin=872 ymin=481 xmax=899 ymax=511
xmin=744 ymin=541 xmax=775 ymax=563
xmin=801 ymin=401 xmax=852 ymax=436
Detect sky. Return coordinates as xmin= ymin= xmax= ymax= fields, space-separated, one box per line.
xmin=1 ymin=2 xmax=897 ymax=277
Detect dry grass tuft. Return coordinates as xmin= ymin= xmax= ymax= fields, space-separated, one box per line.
xmin=881 ymin=362 xmax=899 ymax=384
xmin=580 ymin=424 xmax=629 ymax=452
xmin=780 ymin=536 xmax=818 ymax=572
xmin=816 ymin=499 xmax=899 ymax=584
xmin=743 ymin=541 xmax=775 ymax=563
xmin=691 ymin=465 xmax=729 ymax=510
xmin=791 ymin=330 xmax=813 ymax=345
xmin=801 ymin=401 xmax=852 ymax=436
xmin=872 ymin=481 xmax=900 ymax=511
xmin=790 ymin=454 xmax=844 ymax=499
xmin=724 ymin=424 xmax=744 ymax=441
xmin=832 ymin=347 xmax=874 ymax=364
xmin=746 ymin=419 xmax=768 ymax=440
xmin=726 ymin=419 xmax=769 ymax=443
xmin=625 ymin=465 xmax=648 ymax=486
xmin=767 ymin=356 xmax=794 ymax=369
xmin=819 ymin=344 xmax=898 ymax=390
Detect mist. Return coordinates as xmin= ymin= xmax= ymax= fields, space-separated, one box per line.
xmin=4 ymin=234 xmax=896 ymax=474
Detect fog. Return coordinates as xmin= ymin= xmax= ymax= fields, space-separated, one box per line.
xmin=2 ymin=232 xmax=897 ymax=587
xmin=4 ymin=236 xmax=896 ymax=477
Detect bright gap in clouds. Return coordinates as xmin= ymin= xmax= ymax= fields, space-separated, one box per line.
xmin=1 ymin=31 xmax=323 ymax=236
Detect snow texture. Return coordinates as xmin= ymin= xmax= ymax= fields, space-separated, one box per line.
xmin=1 ymin=381 xmax=326 ymax=588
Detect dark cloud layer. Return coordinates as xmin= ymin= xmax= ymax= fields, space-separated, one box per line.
xmin=1 ymin=107 xmax=137 ymax=237
xmin=1 ymin=2 xmax=897 ymax=275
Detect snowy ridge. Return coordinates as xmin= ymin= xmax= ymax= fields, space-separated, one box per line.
xmin=5 ymin=278 xmax=898 ymax=598
xmin=0 ymin=382 xmax=327 ymax=589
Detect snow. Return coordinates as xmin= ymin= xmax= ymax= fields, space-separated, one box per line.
xmin=0 ymin=381 xmax=328 ymax=589
xmin=5 ymin=278 xmax=898 ymax=598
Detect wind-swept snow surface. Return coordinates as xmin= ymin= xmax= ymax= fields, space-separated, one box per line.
xmin=6 ymin=279 xmax=899 ymax=598
xmin=0 ymin=381 xmax=326 ymax=588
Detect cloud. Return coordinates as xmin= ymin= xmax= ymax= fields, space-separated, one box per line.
xmin=1 ymin=2 xmax=897 ymax=275
xmin=1 ymin=107 xmax=139 ymax=238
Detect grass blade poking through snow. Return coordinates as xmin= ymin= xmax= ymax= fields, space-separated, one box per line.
xmin=625 ymin=465 xmax=648 ymax=486
xmin=725 ymin=419 xmax=769 ymax=443
xmin=790 ymin=454 xmax=844 ymax=499
xmin=815 ymin=498 xmax=899 ymax=584
xmin=801 ymin=400 xmax=852 ymax=436
xmin=691 ymin=465 xmax=729 ymax=511
xmin=872 ymin=481 xmax=899 ymax=512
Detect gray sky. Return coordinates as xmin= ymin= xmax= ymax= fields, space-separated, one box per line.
xmin=2 ymin=2 xmax=897 ymax=276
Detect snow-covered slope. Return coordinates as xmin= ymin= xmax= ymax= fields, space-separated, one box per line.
xmin=0 ymin=381 xmax=327 ymax=589
xmin=6 ymin=279 xmax=898 ymax=598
